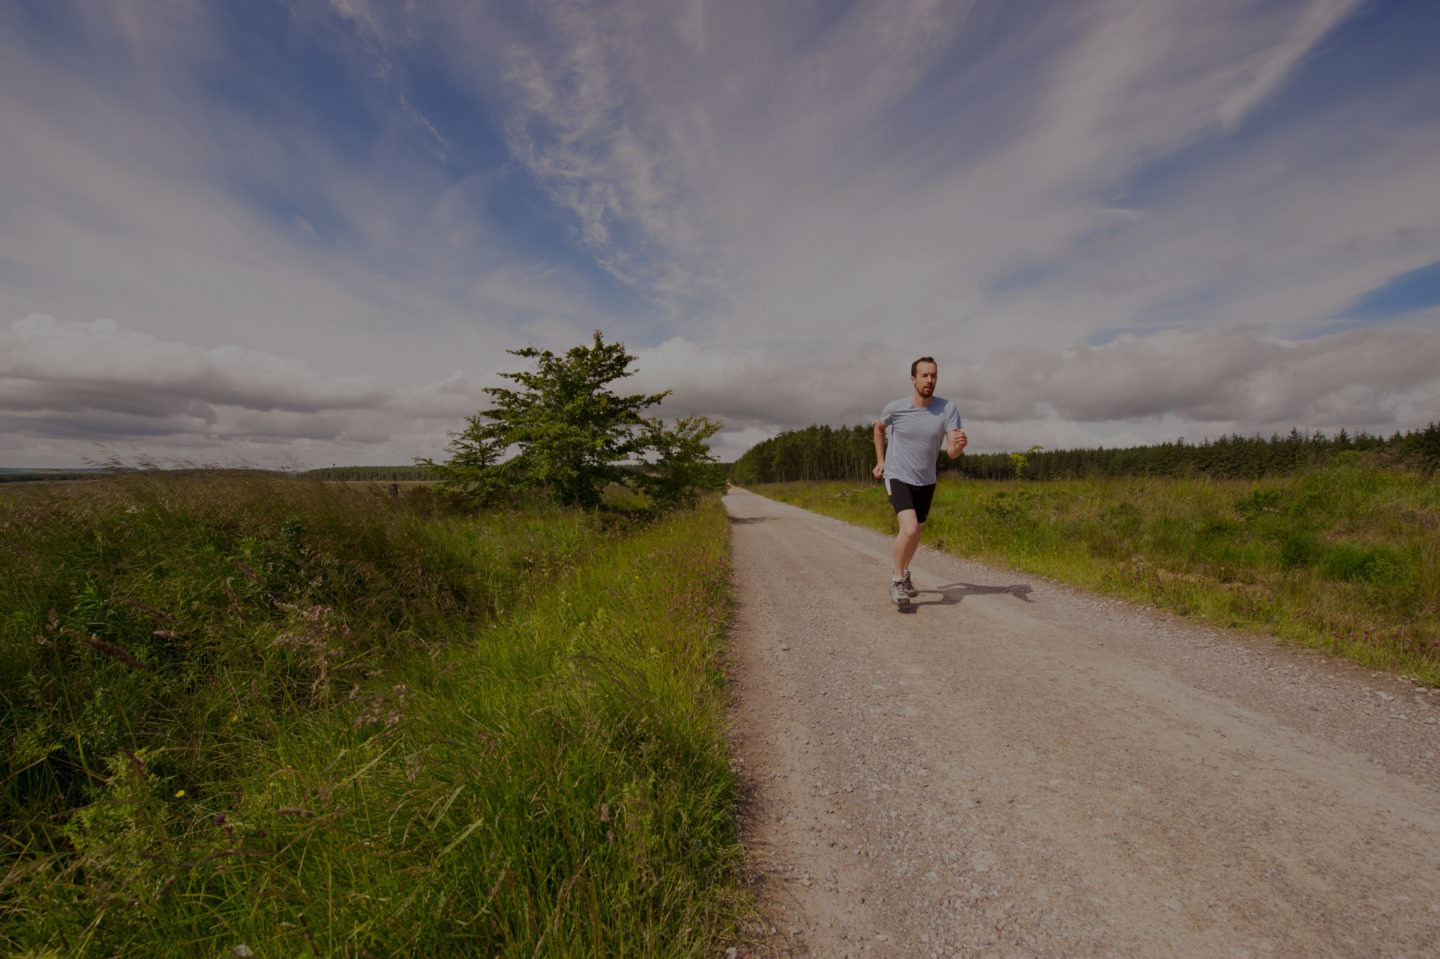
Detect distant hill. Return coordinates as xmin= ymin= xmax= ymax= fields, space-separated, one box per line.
xmin=301 ymin=465 xmax=438 ymax=482
xmin=0 ymin=468 xmax=111 ymax=483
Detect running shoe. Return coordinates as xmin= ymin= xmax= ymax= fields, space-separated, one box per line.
xmin=890 ymin=579 xmax=910 ymax=605
xmin=901 ymin=570 xmax=918 ymax=597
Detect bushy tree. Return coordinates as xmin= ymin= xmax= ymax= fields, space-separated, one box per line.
xmin=423 ymin=331 xmax=722 ymax=510
xmin=632 ymin=415 xmax=727 ymax=510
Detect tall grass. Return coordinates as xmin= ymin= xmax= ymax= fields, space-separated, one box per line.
xmin=2 ymin=472 xmax=746 ymax=956
xmin=754 ymin=459 xmax=1440 ymax=685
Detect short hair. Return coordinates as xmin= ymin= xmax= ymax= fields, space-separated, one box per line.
xmin=910 ymin=356 xmax=937 ymax=378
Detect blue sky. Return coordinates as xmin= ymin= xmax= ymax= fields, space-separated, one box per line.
xmin=2 ymin=0 xmax=1438 ymax=468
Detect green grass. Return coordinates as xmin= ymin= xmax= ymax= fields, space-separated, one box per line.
xmin=1 ymin=471 xmax=747 ymax=956
xmin=751 ymin=460 xmax=1440 ymax=685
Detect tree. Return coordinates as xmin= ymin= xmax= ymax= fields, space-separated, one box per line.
xmin=423 ymin=331 xmax=719 ymax=510
xmin=632 ymin=415 xmax=727 ymax=511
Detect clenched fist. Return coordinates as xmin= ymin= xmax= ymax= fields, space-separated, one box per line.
xmin=947 ymin=429 xmax=968 ymax=457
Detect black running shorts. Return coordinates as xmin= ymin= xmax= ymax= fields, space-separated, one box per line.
xmin=885 ymin=478 xmax=937 ymax=524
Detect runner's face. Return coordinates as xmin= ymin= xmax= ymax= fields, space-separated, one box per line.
xmin=912 ymin=362 xmax=937 ymax=398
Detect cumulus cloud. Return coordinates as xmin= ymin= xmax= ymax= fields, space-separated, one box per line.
xmin=0 ymin=315 xmax=488 ymax=465
xmin=1 ymin=316 xmax=383 ymax=412
xmin=637 ymin=323 xmax=1440 ymax=459
xmin=965 ymin=326 xmax=1440 ymax=428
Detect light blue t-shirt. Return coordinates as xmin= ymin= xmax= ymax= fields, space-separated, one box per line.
xmin=879 ymin=396 xmax=962 ymax=486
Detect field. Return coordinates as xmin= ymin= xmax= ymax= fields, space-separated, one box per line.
xmin=7 ymin=459 xmax=1434 ymax=955
xmin=753 ymin=460 xmax=1440 ymax=685
xmin=1 ymin=471 xmax=747 ymax=957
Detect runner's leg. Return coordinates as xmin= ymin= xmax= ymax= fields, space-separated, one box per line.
xmin=893 ymin=509 xmax=921 ymax=580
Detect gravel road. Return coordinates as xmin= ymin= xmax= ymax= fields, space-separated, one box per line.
xmin=723 ymin=487 xmax=1440 ymax=959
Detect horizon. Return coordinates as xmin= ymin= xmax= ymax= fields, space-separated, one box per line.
xmin=6 ymin=419 xmax=1435 ymax=474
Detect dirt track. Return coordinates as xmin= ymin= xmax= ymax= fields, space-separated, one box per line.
xmin=723 ymin=487 xmax=1440 ymax=958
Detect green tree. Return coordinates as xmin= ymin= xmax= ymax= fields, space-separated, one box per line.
xmin=424 ymin=331 xmax=719 ymax=510
xmin=632 ymin=415 xmax=727 ymax=511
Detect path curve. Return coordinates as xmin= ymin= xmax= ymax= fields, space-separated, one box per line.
xmin=724 ymin=487 xmax=1440 ymax=958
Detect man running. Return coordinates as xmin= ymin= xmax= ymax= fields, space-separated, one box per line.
xmin=872 ymin=356 xmax=967 ymax=605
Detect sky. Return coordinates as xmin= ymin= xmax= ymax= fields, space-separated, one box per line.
xmin=3 ymin=0 xmax=1439 ymax=469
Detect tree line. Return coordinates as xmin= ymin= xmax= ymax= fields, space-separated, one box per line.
xmin=729 ymin=422 xmax=1440 ymax=484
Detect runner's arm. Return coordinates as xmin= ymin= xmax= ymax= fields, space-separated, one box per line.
xmin=944 ymin=407 xmax=966 ymax=458
xmin=946 ymin=429 xmax=968 ymax=458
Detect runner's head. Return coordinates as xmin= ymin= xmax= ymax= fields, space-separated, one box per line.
xmin=910 ymin=357 xmax=937 ymax=398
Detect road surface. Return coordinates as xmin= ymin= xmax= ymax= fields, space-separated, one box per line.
xmin=723 ymin=487 xmax=1440 ymax=958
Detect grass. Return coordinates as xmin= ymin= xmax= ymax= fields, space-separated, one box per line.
xmin=1 ymin=471 xmax=747 ymax=956
xmin=750 ymin=459 xmax=1440 ymax=685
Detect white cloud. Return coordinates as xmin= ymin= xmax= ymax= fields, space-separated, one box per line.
xmin=0 ymin=315 xmax=489 ymax=466
xmin=636 ymin=322 xmax=1440 ymax=457
xmin=0 ymin=316 xmax=382 ymax=411
xmin=968 ymin=325 xmax=1440 ymax=426
xmin=1215 ymin=0 xmax=1363 ymax=130
xmin=1 ymin=0 xmax=1437 ymax=469
xmin=0 ymin=1 xmax=615 ymax=382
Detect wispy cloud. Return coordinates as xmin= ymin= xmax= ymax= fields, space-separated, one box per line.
xmin=1 ymin=0 xmax=1437 ymax=467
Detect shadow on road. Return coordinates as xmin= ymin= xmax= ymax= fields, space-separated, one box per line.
xmin=898 ymin=581 xmax=1034 ymax=613
xmin=728 ymin=515 xmax=776 ymax=525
